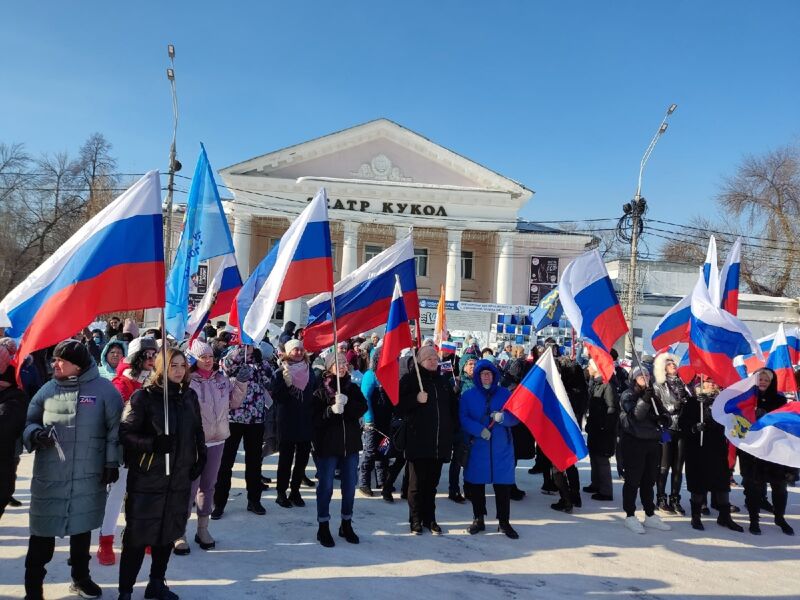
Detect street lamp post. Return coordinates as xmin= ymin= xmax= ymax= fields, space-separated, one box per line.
xmin=622 ymin=104 xmax=677 ymax=358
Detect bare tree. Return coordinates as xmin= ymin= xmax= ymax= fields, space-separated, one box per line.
xmin=661 ymin=144 xmax=800 ymax=297
xmin=78 ymin=133 xmax=118 ymax=217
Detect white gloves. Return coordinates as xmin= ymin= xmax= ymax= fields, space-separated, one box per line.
xmin=282 ymin=366 xmax=293 ymax=387
xmin=331 ymin=402 xmax=345 ymax=415
xmin=480 ymin=428 xmax=492 ymax=441
xmin=417 ymin=391 xmax=428 ymax=404
xmin=492 ymin=411 xmax=504 ymax=424
xmin=335 ymin=393 xmax=348 ymax=406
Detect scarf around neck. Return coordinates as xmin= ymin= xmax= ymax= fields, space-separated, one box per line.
xmin=287 ymin=360 xmax=310 ymax=390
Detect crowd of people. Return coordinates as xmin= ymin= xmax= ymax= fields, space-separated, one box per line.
xmin=0 ymin=319 xmax=796 ymax=600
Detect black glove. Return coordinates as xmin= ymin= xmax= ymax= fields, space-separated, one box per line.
xmin=657 ymin=413 xmax=671 ymax=429
xmin=153 ymin=434 xmax=174 ymax=455
xmin=101 ymin=467 xmax=119 ymax=485
xmin=236 ymin=364 xmax=253 ymax=383
xmin=642 ymin=389 xmax=654 ymax=402
xmin=692 ymin=422 xmax=707 ymax=433
xmin=33 ymin=427 xmax=55 ymax=449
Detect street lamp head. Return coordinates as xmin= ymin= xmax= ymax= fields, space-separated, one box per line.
xmin=167 ymin=44 xmax=175 ymax=59
xmin=166 ymin=68 xmax=175 ymax=81
xmin=659 ymin=123 xmax=668 ymax=134
xmin=667 ymin=103 xmax=678 ymax=115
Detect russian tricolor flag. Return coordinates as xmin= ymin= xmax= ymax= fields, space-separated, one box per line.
xmin=651 ymin=293 xmax=691 ymax=352
xmin=703 ymin=235 xmax=721 ymax=304
xmin=0 ymin=171 xmax=165 ymax=372
xmin=557 ymin=250 xmax=628 ymax=382
xmin=765 ymin=323 xmax=798 ymax=394
xmin=185 ymin=253 xmax=242 ymax=340
xmin=231 ymin=188 xmax=333 ymax=344
xmin=303 ymin=236 xmax=419 ymax=352
xmin=712 ymin=374 xmax=800 ymax=468
xmin=503 ymin=347 xmax=588 ymax=471
xmin=719 ymin=237 xmax=742 ymax=315
xmin=375 ymin=277 xmax=413 ymax=406
xmin=689 ymin=270 xmax=761 ymax=387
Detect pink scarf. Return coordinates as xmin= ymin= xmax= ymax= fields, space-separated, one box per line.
xmin=196 ymin=367 xmax=213 ymax=379
xmin=287 ymin=361 xmax=310 ymax=390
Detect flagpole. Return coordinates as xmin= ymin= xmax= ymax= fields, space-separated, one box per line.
xmin=330 ymin=291 xmax=342 ymax=395
xmin=160 ymin=308 xmax=171 ymax=477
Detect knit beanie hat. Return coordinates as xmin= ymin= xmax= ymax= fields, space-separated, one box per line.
xmin=285 ymin=339 xmax=303 ymax=354
xmin=127 ymin=336 xmax=158 ymax=361
xmin=123 ymin=318 xmax=140 ymax=337
xmin=0 ymin=337 xmax=17 ymax=356
xmin=325 ymin=352 xmax=347 ymax=371
xmin=53 ymin=339 xmax=92 ymax=371
xmin=188 ymin=339 xmax=213 ymax=359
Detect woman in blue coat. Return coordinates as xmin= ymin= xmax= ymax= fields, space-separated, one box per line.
xmin=460 ymin=359 xmax=520 ymax=539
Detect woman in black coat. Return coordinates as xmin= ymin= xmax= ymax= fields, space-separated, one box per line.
xmin=0 ymin=376 xmax=27 ymax=520
xmin=739 ymin=368 xmax=796 ymax=535
xmin=398 ymin=346 xmax=458 ymax=535
xmin=584 ymin=360 xmax=618 ymax=501
xmin=312 ymin=352 xmax=367 ymax=547
xmin=118 ymin=349 xmax=206 ymax=600
xmin=679 ymin=377 xmax=742 ymax=532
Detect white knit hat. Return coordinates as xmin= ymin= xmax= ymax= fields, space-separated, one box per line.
xmin=188 ymin=339 xmax=213 ymax=359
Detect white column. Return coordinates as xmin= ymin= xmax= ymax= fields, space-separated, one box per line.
xmin=445 ymin=229 xmax=463 ymax=301
xmin=283 ymin=299 xmax=304 ymax=327
xmin=495 ymin=231 xmax=515 ymax=304
xmin=341 ymin=221 xmax=359 ymax=277
xmin=232 ymin=213 xmax=253 ymax=278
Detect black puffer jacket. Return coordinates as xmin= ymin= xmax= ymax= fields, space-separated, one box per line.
xmin=556 ymin=356 xmax=589 ymax=424
xmin=398 ymin=365 xmax=458 ymax=462
xmin=680 ymin=391 xmax=729 ymax=493
xmin=120 ymin=382 xmax=206 ymax=547
xmin=272 ymin=362 xmax=316 ymax=443
xmin=312 ymin=373 xmax=367 ymax=457
xmin=586 ymin=376 xmax=618 ymax=457
xmin=654 ymin=376 xmax=689 ymax=432
xmin=620 ymin=382 xmax=665 ymax=441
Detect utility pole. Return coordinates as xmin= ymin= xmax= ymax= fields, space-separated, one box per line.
xmin=622 ymin=104 xmax=677 ymax=358
xmin=164 ymin=44 xmax=181 ymax=271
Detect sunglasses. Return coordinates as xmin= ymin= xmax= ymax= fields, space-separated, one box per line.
xmin=143 ymin=351 xmax=157 ymax=359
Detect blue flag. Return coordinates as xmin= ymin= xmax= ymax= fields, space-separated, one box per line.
xmin=528 ymin=288 xmax=563 ymax=331
xmin=165 ymin=144 xmax=235 ymax=339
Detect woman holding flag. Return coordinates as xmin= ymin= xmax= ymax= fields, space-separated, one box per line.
xmin=312 ymin=352 xmax=367 ymax=547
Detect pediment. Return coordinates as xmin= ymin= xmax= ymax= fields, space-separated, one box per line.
xmin=220 ymin=119 xmax=532 ymax=198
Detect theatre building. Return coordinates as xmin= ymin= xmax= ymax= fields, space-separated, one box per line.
xmin=219 ymin=119 xmax=593 ymax=334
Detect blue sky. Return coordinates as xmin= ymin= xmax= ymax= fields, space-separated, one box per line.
xmin=2 ymin=1 xmax=799 ymax=237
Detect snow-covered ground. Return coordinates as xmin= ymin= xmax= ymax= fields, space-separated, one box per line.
xmin=1 ymin=451 xmax=798 ymax=599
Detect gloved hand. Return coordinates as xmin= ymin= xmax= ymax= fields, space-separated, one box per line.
xmin=236 ymin=364 xmax=253 ymax=383
xmin=33 ymin=427 xmax=55 ymax=449
xmin=331 ymin=402 xmax=345 ymax=415
xmin=480 ymin=428 xmax=492 ymax=441
xmin=363 ymin=422 xmax=374 ymax=431
xmin=101 ymin=467 xmax=119 ymax=485
xmin=153 ymin=434 xmax=174 ymax=455
xmin=657 ymin=413 xmax=671 ymax=429
xmin=335 ymin=393 xmax=348 ymax=406
xmin=282 ymin=365 xmax=293 ymax=387
xmin=642 ymin=389 xmax=654 ymax=402
xmin=417 ymin=391 xmax=428 ymax=404
xmin=692 ymin=422 xmax=707 ymax=433
xmin=492 ymin=411 xmax=504 ymax=424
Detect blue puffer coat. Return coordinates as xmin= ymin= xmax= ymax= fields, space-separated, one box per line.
xmin=460 ymin=360 xmax=519 ymax=484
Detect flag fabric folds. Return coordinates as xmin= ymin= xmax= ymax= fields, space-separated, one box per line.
xmin=184 ymin=253 xmax=242 ymax=340
xmin=557 ymin=250 xmax=628 ymax=382
xmin=503 ymin=347 xmax=588 ymax=471
xmin=304 ymin=236 xmax=419 ymax=352
xmin=703 ymin=235 xmax=721 ymax=305
xmin=0 ymin=171 xmax=165 ymax=371
xmin=433 ymin=285 xmax=447 ymax=351
xmin=737 ymin=326 xmax=800 ymax=376
xmin=375 ymin=277 xmax=413 ymax=406
xmin=232 ymin=188 xmax=333 ymax=345
xmin=651 ymin=293 xmax=691 ymax=352
xmin=528 ymin=288 xmax=563 ymax=331
xmin=165 ymin=145 xmax=237 ymax=340
xmin=719 ymin=237 xmax=742 ymax=315
xmin=765 ymin=323 xmax=798 ymax=394
xmin=712 ymin=374 xmax=800 ymax=468
xmin=689 ymin=271 xmax=760 ymax=388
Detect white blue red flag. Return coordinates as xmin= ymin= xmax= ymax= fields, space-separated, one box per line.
xmin=231 ymin=188 xmax=333 ymax=344
xmin=304 ymin=236 xmax=419 ymax=352
xmin=651 ymin=293 xmax=691 ymax=352
xmin=166 ymin=145 xmax=237 ymax=340
xmin=185 ymin=253 xmax=242 ymax=340
xmin=689 ymin=271 xmax=761 ymax=387
xmin=557 ymin=249 xmax=628 ymax=383
xmin=503 ymin=347 xmax=588 ymax=471
xmin=712 ymin=374 xmax=800 ymax=468
xmin=376 ymin=277 xmax=413 ymax=406
xmin=719 ymin=237 xmax=742 ymax=315
xmin=0 ymin=171 xmax=165 ymax=373
xmin=737 ymin=326 xmax=800 ymax=376
xmin=703 ymin=235 xmax=721 ymax=305
xmin=765 ymin=323 xmax=798 ymax=394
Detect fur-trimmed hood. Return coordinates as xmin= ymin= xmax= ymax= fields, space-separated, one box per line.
xmin=653 ymin=352 xmax=678 ymax=385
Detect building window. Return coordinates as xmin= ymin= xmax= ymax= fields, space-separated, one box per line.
xmin=462 ymin=250 xmax=474 ymax=280
xmin=364 ymin=244 xmax=383 ymax=263
xmin=269 ymin=238 xmax=280 ymax=252
xmin=414 ymin=248 xmax=428 ymax=277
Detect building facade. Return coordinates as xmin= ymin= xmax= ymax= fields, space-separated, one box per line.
xmin=219 ymin=119 xmax=593 ymax=327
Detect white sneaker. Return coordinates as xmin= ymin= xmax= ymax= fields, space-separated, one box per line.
xmin=625 ymin=516 xmax=646 ymax=534
xmin=643 ymin=513 xmax=672 ymax=531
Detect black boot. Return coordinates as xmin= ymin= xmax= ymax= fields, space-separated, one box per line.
xmin=657 ymin=495 xmax=674 ymax=513
xmin=409 ymin=520 xmax=422 ymax=535
xmin=550 ymin=498 xmax=573 ymax=513
xmin=570 ymin=490 xmax=582 ymax=508
xmin=690 ymin=500 xmax=704 ymax=531
xmin=498 ymin=520 xmax=519 ymax=539
xmin=669 ymin=494 xmax=685 ymax=515
xmin=467 ymin=518 xmax=485 ymax=535
xmin=775 ymin=516 xmax=795 ymax=536
xmin=288 ymin=489 xmax=306 ymax=507
xmin=317 ymin=522 xmax=335 ymax=547
xmin=69 ymin=577 xmax=103 ymax=599
xmin=748 ymin=510 xmax=761 ymax=535
xmin=717 ymin=505 xmax=744 ymax=532
xmin=509 ymin=485 xmax=526 ymax=501
xmin=338 ymin=520 xmax=360 ymax=544
xmin=144 ymin=578 xmax=179 ymax=599
xmin=275 ymin=491 xmax=292 ymax=508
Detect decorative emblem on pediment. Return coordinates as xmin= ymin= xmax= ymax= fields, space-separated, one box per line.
xmin=351 ymin=154 xmax=413 ymax=182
